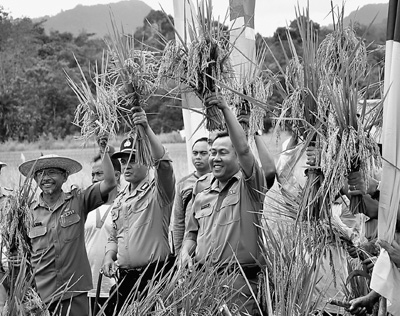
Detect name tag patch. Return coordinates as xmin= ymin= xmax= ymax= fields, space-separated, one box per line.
xmin=201 ymin=203 xmax=210 ymax=210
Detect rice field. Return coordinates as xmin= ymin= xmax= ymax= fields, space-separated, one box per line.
xmin=0 ymin=132 xmax=288 ymax=191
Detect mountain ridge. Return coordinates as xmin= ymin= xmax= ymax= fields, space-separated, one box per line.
xmin=35 ymin=1 xmax=389 ymax=39
xmin=35 ymin=0 xmax=152 ymax=38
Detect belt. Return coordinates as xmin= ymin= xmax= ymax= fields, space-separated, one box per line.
xmin=198 ymin=263 xmax=262 ymax=280
xmin=119 ymin=256 xmax=176 ymax=279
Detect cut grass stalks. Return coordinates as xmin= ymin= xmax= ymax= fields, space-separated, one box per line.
xmin=316 ymin=5 xmax=382 ymax=215
xmin=158 ymin=0 xmax=235 ymax=131
xmin=0 ymin=168 xmax=48 ymax=315
xmin=105 ymin=11 xmax=159 ymax=166
xmin=102 ymin=257 xmax=256 ymax=316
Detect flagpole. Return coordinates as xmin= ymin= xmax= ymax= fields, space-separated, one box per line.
xmin=370 ymin=1 xmax=400 ymax=314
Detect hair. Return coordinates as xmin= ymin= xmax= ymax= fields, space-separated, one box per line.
xmin=93 ymin=154 xmax=121 ymax=172
xmin=192 ymin=137 xmax=209 ymax=149
xmin=210 ymin=131 xmax=229 ymax=145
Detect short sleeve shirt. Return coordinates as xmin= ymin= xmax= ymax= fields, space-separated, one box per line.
xmin=28 ymin=183 xmax=104 ymax=303
xmin=106 ymin=151 xmax=175 ymax=269
xmin=185 ymin=163 xmax=266 ymax=265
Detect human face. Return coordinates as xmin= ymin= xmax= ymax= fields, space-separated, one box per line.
xmin=191 ymin=141 xmax=210 ymax=174
xmin=209 ymin=136 xmax=239 ymax=183
xmin=120 ymin=154 xmax=148 ymax=185
xmin=35 ymin=168 xmax=67 ymax=196
xmin=91 ymin=160 xmax=104 ymax=184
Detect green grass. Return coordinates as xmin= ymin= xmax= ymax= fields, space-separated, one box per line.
xmin=0 ymin=132 xmax=289 ymax=191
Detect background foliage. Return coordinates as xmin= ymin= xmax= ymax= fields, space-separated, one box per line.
xmin=0 ymin=6 xmax=385 ymax=142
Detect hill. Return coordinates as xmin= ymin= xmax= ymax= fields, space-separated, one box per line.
xmin=342 ymin=3 xmax=388 ymax=28
xmin=35 ymin=0 xmax=152 ymax=38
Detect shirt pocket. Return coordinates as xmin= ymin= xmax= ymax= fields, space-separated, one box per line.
xmin=60 ymin=213 xmax=81 ymax=243
xmin=195 ymin=206 xmax=213 ymax=236
xmin=132 ymin=199 xmax=151 ymax=228
xmin=28 ymin=226 xmax=49 ymax=253
xmin=217 ymin=193 xmax=240 ymax=226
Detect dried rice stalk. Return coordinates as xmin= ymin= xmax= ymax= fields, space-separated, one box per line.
xmin=66 ymin=52 xmax=119 ymax=143
xmin=158 ymin=0 xmax=234 ymax=131
xmin=0 ymin=172 xmax=48 ymax=315
xmin=105 ymin=12 xmax=159 ymax=166
xmin=317 ymin=19 xmax=382 ymax=214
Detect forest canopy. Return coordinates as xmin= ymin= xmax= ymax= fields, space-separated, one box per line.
xmin=0 ymin=7 xmax=385 ymax=142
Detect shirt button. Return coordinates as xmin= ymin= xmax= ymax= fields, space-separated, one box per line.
xmin=213 ymin=224 xmax=216 ymax=228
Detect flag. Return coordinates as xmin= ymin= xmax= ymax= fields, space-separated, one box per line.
xmin=371 ymin=1 xmax=400 ymax=314
xmin=172 ymin=0 xmax=208 ymax=172
xmin=229 ymin=0 xmax=256 ymax=82
xmin=229 ymin=0 xmax=262 ymax=163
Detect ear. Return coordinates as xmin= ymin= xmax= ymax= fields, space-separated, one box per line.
xmin=115 ymin=171 xmax=121 ymax=182
xmin=63 ymin=172 xmax=69 ymax=183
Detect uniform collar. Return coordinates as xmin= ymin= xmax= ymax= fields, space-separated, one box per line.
xmin=210 ymin=170 xmax=241 ymax=192
xmin=125 ymin=175 xmax=152 ymax=197
xmin=32 ymin=191 xmax=71 ymax=210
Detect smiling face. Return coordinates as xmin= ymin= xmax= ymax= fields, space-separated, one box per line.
xmin=119 ymin=154 xmax=148 ymax=186
xmin=209 ymin=136 xmax=239 ymax=183
xmin=191 ymin=140 xmax=210 ymax=175
xmin=35 ymin=168 xmax=67 ymax=196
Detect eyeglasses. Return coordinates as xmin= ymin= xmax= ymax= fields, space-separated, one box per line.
xmin=35 ymin=169 xmax=65 ymax=178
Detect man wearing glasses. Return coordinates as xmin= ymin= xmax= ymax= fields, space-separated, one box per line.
xmin=18 ymin=147 xmax=117 ymax=316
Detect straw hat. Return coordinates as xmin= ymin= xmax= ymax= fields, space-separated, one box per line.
xmin=18 ymin=154 xmax=82 ymax=177
xmin=112 ymin=138 xmax=137 ymax=159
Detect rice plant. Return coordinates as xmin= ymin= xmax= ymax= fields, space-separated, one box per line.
xmin=0 ymin=171 xmax=48 ymax=315
xmin=158 ymin=0 xmax=235 ymax=131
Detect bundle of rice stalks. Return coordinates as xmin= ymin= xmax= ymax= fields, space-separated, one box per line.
xmin=104 ymin=13 xmax=159 ymax=166
xmin=316 ymin=7 xmax=382 ymax=215
xmin=158 ymin=0 xmax=234 ymax=131
xmin=275 ymin=7 xmax=329 ymax=222
xmin=225 ymin=41 xmax=274 ymax=136
xmin=0 ymin=174 xmax=48 ymax=315
xmin=66 ymin=53 xmax=119 ymax=143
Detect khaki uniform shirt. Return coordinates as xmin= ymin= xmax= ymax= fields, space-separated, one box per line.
xmin=172 ymin=172 xmax=198 ymax=253
xmin=28 ymin=184 xmax=104 ymax=303
xmin=186 ymin=163 xmax=266 ymax=265
xmin=106 ymin=151 xmax=175 ymax=268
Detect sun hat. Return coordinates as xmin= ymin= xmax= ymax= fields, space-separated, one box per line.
xmin=18 ymin=154 xmax=82 ymax=177
xmin=112 ymin=138 xmax=137 ymax=159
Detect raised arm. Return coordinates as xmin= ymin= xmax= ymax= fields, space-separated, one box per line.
xmin=205 ymin=93 xmax=255 ymax=177
xmin=132 ymin=109 xmax=164 ymax=160
xmin=132 ymin=109 xmax=175 ymax=201
xmin=97 ymin=137 xmax=118 ymax=199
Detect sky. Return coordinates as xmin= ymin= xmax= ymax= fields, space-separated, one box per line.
xmin=1 ymin=0 xmax=389 ymax=37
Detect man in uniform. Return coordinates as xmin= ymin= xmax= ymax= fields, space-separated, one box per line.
xmin=180 ymin=92 xmax=268 ymax=315
xmin=172 ymin=137 xmax=211 ymax=254
xmin=18 ymin=145 xmax=116 ymax=316
xmin=102 ymin=109 xmax=175 ymax=313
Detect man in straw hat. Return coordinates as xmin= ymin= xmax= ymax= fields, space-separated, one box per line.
xmin=18 ymin=144 xmax=117 ymax=316
xmin=102 ymin=109 xmax=175 ymax=314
